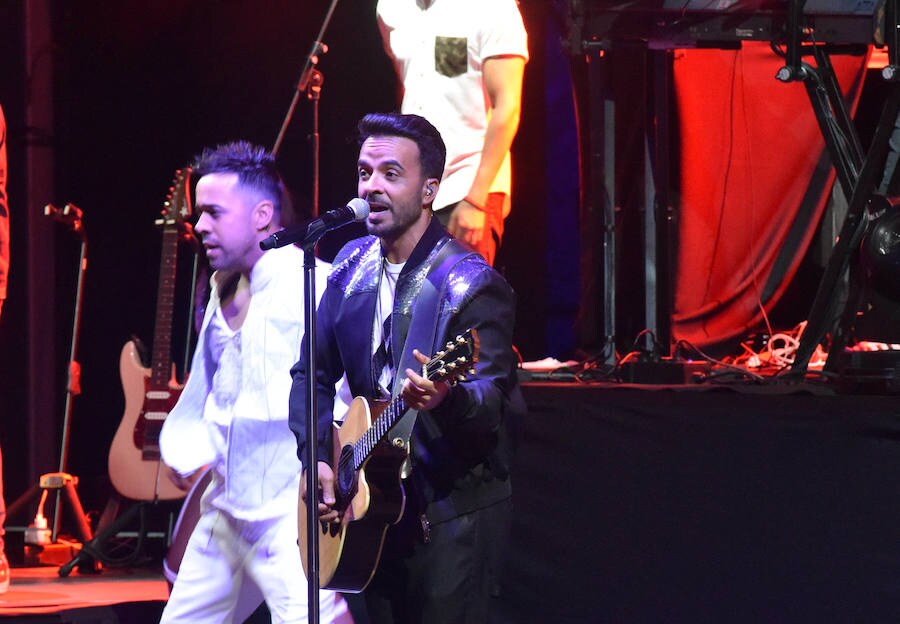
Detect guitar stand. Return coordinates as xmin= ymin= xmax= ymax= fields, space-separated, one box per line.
xmin=38 ymin=473 xmax=94 ymax=544
xmin=58 ymin=497 xmax=153 ymax=577
xmin=11 ymin=472 xmax=96 ymax=569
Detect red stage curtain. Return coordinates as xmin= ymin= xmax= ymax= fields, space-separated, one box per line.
xmin=671 ymin=42 xmax=869 ymax=350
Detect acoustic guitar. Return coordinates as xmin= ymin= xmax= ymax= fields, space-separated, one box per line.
xmin=163 ymin=465 xmax=212 ymax=586
xmin=108 ymin=169 xmax=192 ymax=502
xmin=298 ymin=329 xmax=479 ymax=592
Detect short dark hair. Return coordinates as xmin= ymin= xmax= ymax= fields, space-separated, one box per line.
xmin=192 ymin=140 xmax=292 ymax=220
xmin=358 ymin=113 xmax=446 ymax=181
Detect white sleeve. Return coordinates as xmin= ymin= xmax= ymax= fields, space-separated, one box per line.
xmin=479 ymin=0 xmax=529 ymax=62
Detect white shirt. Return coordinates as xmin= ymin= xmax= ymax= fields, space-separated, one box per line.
xmin=373 ymin=258 xmax=404 ymax=397
xmin=377 ymin=0 xmax=529 ymax=211
xmin=160 ymin=245 xmax=330 ymax=522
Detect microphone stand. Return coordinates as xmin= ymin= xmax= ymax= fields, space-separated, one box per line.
xmin=265 ymin=215 xmax=359 ymax=623
xmin=272 ymin=0 xmax=341 ymax=226
xmin=301 ymin=236 xmax=321 ymax=624
xmin=7 ymin=205 xmax=94 ymax=564
xmin=309 ymin=69 xmax=324 ymax=219
xmin=272 ymin=7 xmax=341 ymax=621
xmin=275 ymin=55 xmax=326 ymax=214
xmin=45 ymin=204 xmax=93 ymax=546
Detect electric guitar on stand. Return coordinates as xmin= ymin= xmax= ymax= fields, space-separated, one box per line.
xmin=108 ymin=169 xmax=193 ymax=502
xmin=299 ymin=329 xmax=479 ymax=592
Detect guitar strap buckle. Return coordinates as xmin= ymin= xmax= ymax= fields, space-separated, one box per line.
xmin=418 ymin=513 xmax=431 ymax=544
xmin=400 ymin=455 xmax=412 ymax=479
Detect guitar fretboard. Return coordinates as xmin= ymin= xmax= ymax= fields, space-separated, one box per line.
xmin=353 ymin=396 xmax=409 ymax=470
xmin=149 ymin=222 xmax=179 ymax=389
xmin=344 ymin=330 xmax=477 ymax=472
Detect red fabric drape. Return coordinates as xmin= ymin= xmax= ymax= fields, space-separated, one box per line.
xmin=671 ymin=42 xmax=869 ymax=350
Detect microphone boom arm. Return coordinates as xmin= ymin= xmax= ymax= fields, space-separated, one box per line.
xmin=259 ymin=198 xmax=369 ymax=251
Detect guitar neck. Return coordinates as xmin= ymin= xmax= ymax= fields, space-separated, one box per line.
xmin=149 ymin=223 xmax=179 ymax=389
xmin=353 ymin=396 xmax=409 ymax=470
xmin=347 ymin=329 xmax=479 ymax=471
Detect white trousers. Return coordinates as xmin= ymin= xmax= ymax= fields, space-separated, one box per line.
xmin=160 ymin=506 xmax=352 ymax=624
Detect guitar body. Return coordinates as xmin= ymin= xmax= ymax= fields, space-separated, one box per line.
xmin=108 ymin=340 xmax=186 ymax=501
xmin=163 ymin=465 xmax=213 ymax=585
xmin=299 ymin=396 xmax=408 ymax=593
xmin=298 ymin=329 xmax=479 ymax=593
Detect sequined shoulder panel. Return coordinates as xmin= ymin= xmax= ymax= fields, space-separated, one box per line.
xmin=328 ymin=237 xmax=382 ymax=297
xmin=443 ymin=254 xmax=492 ymax=314
xmin=398 ymin=247 xmax=493 ymax=316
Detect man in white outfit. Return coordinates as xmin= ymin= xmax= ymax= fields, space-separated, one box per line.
xmin=159 ymin=141 xmax=352 ymax=624
xmin=377 ymin=0 xmax=529 ymax=266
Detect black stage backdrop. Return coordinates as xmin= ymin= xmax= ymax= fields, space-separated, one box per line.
xmin=494 ymin=383 xmax=900 ymax=623
xmin=0 ymin=1 xmax=580 ymax=509
xmin=3 ymin=8 xmax=899 ymax=621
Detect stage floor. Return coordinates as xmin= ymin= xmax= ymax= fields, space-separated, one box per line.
xmin=2 ymin=381 xmax=898 ymax=623
xmin=0 ymin=565 xmax=167 ymax=620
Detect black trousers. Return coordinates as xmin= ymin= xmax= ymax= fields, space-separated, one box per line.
xmin=363 ymin=498 xmax=512 ymax=624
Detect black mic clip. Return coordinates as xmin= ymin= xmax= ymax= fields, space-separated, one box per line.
xmin=260 ymin=198 xmax=370 ymax=251
xmin=44 ymin=203 xmax=86 ymax=238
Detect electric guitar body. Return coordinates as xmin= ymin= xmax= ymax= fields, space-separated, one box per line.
xmin=108 ymin=340 xmax=185 ymax=501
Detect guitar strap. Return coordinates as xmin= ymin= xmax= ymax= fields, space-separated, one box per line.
xmin=388 ymin=237 xmax=474 ymax=445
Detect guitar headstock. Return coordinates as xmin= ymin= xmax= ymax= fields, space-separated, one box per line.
xmin=157 ymin=167 xmax=193 ymax=227
xmin=423 ymin=328 xmax=480 ymax=386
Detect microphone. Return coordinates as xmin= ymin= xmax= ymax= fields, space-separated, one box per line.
xmin=260 ymin=198 xmax=370 ymax=250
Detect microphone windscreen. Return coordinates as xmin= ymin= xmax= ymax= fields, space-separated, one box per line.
xmin=348 ymin=197 xmax=370 ymax=221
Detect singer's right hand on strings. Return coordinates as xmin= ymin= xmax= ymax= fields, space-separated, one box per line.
xmin=301 ymin=461 xmax=342 ymax=524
